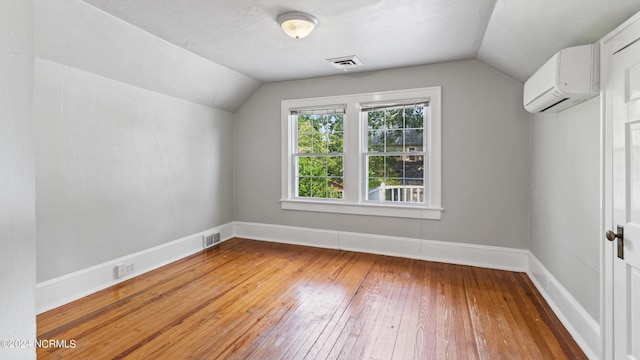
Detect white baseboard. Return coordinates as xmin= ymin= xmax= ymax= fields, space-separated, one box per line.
xmin=527 ymin=253 xmax=601 ymax=360
xmin=232 ymin=221 xmax=528 ymax=272
xmin=36 ymin=223 xmax=234 ymax=314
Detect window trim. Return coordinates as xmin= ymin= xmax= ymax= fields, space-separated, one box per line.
xmin=281 ymin=87 xmax=442 ymax=220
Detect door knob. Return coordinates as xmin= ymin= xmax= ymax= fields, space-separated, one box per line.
xmin=606 ymin=225 xmax=624 ymax=242
xmin=606 ymin=225 xmax=625 ymax=260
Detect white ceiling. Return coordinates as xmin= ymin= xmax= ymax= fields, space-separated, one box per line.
xmin=82 ymin=0 xmax=640 ymax=84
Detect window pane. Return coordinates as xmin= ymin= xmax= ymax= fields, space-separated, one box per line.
xmin=368 ymin=111 xmax=385 ymax=130
xmin=310 ymin=157 xmax=326 ymax=176
xmin=328 ymin=114 xmax=343 ymax=131
xmin=367 ymin=177 xmax=385 ymax=200
xmin=328 ymin=132 xmax=343 ymax=153
xmin=327 ymin=156 xmax=343 ymax=177
xmin=328 ymin=177 xmax=343 ymax=199
xmin=367 ymin=156 xmax=386 ymax=177
xmin=384 ymin=156 xmax=403 ymax=178
xmin=298 ymin=132 xmax=312 ymax=153
xmin=298 ymin=177 xmax=311 ymax=198
xmin=297 ymin=116 xmax=312 ymax=132
xmin=368 ymin=130 xmax=385 ymax=152
xmin=312 ymin=133 xmax=327 ymax=153
xmin=297 ymin=113 xmax=346 ymax=155
xmin=295 ymin=155 xmax=344 ymax=200
xmin=298 ymin=156 xmax=312 ymax=176
xmin=402 ymin=179 xmax=424 ymax=203
xmin=312 ymin=114 xmax=325 ymax=132
xmin=403 ymin=158 xmax=423 ymax=179
xmin=386 ymin=130 xmax=403 ymax=150
xmin=311 ymin=177 xmax=327 ymax=198
xmin=404 ymin=129 xmax=423 ymax=152
xmin=385 ymin=109 xmax=403 ymax=129
xmin=404 ymin=107 xmax=424 ymax=128
xmin=367 ymin=155 xmax=425 ymax=204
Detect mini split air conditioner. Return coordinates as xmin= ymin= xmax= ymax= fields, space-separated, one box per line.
xmin=523 ymin=44 xmax=599 ymax=113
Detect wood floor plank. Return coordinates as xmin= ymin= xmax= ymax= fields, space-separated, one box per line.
xmin=300 ymin=254 xmax=378 ymax=360
xmin=414 ymin=261 xmax=440 ymax=360
xmin=389 ymin=259 xmax=423 ymax=360
xmin=453 ymin=266 xmax=479 ymax=360
xmin=435 ymin=262 xmax=460 ymax=359
xmin=473 ymin=266 xmax=520 ymax=358
xmin=346 ymin=256 xmax=410 ymax=360
xmin=37 ymin=238 xmax=587 ymax=360
xmin=367 ymin=258 xmax=415 ymax=360
xmin=475 ymin=268 xmax=528 ymax=358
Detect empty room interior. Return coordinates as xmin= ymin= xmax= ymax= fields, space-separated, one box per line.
xmin=3 ymin=0 xmax=640 ymax=359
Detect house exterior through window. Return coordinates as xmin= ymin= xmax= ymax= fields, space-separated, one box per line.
xmin=281 ymin=87 xmax=442 ymax=219
xmin=364 ymin=100 xmax=428 ymax=204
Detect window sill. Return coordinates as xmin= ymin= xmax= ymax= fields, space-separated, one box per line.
xmin=280 ymin=199 xmax=443 ymax=220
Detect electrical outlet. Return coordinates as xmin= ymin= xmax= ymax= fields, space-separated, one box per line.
xmin=115 ymin=262 xmax=135 ymax=278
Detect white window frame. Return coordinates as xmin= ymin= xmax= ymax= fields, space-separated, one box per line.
xmin=281 ymin=87 xmax=442 ymax=219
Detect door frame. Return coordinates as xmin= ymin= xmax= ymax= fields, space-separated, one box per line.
xmin=601 ymin=11 xmax=640 ymax=360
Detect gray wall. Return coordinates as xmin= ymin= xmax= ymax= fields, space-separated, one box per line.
xmin=35 ymin=59 xmax=235 ymax=281
xmin=529 ymin=97 xmax=601 ymax=319
xmin=233 ymin=60 xmax=530 ymax=249
xmin=0 ymin=0 xmax=36 ymax=359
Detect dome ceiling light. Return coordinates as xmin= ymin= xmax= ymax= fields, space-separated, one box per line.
xmin=277 ymin=12 xmax=318 ymax=39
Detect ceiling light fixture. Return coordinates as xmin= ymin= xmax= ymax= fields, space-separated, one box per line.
xmin=277 ymin=12 xmax=318 ymax=39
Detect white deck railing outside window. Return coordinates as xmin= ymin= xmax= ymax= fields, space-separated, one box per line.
xmin=368 ymin=183 xmax=424 ymax=203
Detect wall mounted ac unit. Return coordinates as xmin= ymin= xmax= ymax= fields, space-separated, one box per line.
xmin=523 ymin=44 xmax=599 ymax=113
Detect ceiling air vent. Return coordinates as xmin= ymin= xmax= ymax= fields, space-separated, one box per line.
xmin=326 ymin=55 xmax=363 ymax=71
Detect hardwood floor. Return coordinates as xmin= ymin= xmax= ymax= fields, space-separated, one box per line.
xmin=37 ymin=238 xmax=586 ymax=359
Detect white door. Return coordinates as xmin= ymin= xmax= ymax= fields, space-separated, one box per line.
xmin=611 ymin=32 xmax=640 ymax=360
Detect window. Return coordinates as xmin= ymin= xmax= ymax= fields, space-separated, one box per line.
xmin=364 ymin=101 xmax=427 ymax=204
xmin=293 ymin=106 xmax=345 ymax=199
xmin=281 ymin=87 xmax=442 ymax=219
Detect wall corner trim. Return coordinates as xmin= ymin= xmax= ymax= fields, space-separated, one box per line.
xmin=527 ymin=252 xmax=601 ymax=359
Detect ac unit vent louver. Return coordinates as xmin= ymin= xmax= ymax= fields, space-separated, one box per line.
xmin=327 ymin=55 xmax=363 ymax=70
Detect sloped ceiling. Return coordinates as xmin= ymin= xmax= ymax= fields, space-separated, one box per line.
xmin=37 ymin=0 xmax=640 ymax=111
xmin=477 ymin=0 xmax=640 ymax=82
xmin=35 ymin=0 xmax=262 ymax=112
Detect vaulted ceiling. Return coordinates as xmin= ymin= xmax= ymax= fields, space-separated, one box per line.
xmin=82 ymin=0 xmax=640 ymax=83
xmin=35 ymin=0 xmax=640 ymax=112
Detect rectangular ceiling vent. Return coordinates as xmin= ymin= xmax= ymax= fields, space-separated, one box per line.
xmin=326 ymin=55 xmax=363 ymax=70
